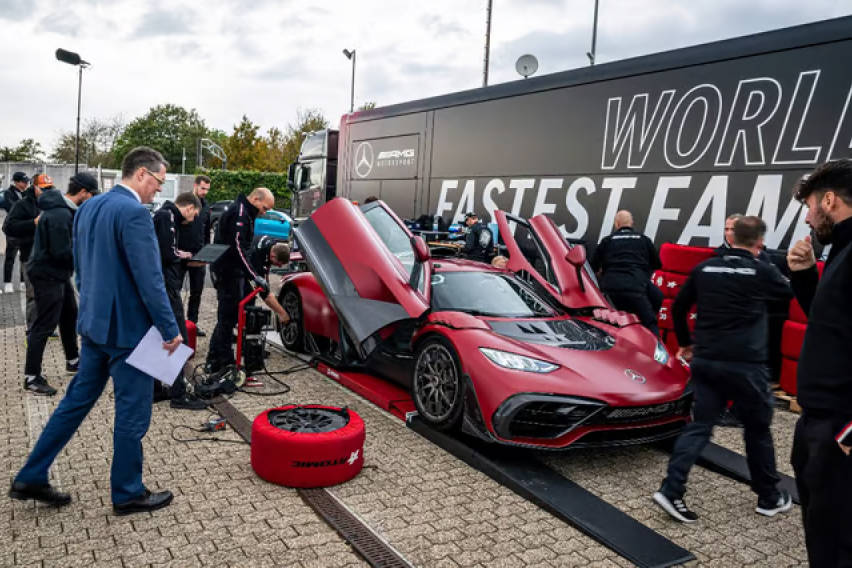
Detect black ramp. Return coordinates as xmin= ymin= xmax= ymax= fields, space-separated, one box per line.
xmin=408 ymin=417 xmax=694 ymax=568
xmin=697 ymin=442 xmax=800 ymax=504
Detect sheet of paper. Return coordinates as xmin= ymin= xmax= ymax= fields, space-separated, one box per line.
xmin=126 ymin=326 xmax=194 ymax=386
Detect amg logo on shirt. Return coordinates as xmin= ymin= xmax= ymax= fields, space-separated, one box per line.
xmin=702 ymin=266 xmax=757 ymax=275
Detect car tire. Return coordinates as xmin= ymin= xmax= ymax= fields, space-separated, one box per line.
xmin=278 ymin=287 xmax=304 ymax=352
xmin=251 ymin=405 xmax=365 ymax=488
xmin=412 ymin=336 xmax=465 ymax=431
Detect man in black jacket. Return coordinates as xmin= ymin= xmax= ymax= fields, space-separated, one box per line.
xmin=23 ymin=173 xmax=98 ymax=395
xmin=460 ymin=212 xmax=493 ymax=263
xmin=1 ymin=171 xmax=29 ymax=294
xmin=591 ymin=210 xmax=663 ymax=334
xmin=177 ymin=175 xmax=211 ymax=335
xmin=653 ymin=216 xmax=794 ymax=524
xmin=786 ymin=160 xmax=852 ymax=568
xmin=206 ymin=188 xmax=274 ymax=373
xmin=4 ymin=174 xmax=51 ymax=329
xmin=152 ymin=192 xmax=207 ymax=410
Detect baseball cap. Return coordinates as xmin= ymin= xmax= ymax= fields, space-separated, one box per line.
xmin=12 ymin=172 xmax=29 ymax=183
xmin=70 ymin=172 xmax=99 ymax=194
xmin=464 ymin=212 xmax=478 ymax=220
xmin=32 ymin=174 xmax=54 ymax=189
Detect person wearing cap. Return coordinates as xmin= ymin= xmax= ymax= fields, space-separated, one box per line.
xmin=1 ymin=172 xmax=30 ymax=294
xmin=22 ymin=173 xmax=99 ymax=395
xmin=461 ymin=212 xmax=493 ymax=263
xmin=3 ymin=174 xmax=52 ymax=328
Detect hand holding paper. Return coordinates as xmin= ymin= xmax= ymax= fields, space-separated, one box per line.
xmin=127 ymin=326 xmax=193 ymax=386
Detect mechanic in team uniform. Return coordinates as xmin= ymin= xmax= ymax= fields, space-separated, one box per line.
xmin=247 ymin=235 xmax=292 ymax=319
xmin=461 ymin=212 xmax=493 ymax=263
xmin=653 ymin=216 xmax=794 ymax=524
xmin=152 ymin=192 xmax=207 ymax=410
xmin=205 ymin=188 xmax=276 ymax=373
xmin=590 ymin=210 xmax=663 ymax=334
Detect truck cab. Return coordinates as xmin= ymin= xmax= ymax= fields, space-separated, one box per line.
xmin=288 ymin=129 xmax=338 ymax=221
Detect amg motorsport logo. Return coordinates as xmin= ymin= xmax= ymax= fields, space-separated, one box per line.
xmin=292 ymin=449 xmax=360 ymax=468
xmin=354 ymin=141 xmax=416 ymax=178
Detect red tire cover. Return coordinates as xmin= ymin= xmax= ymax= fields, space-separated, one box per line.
xmin=658 ymin=299 xmax=696 ymax=331
xmin=251 ymin=405 xmax=365 ymax=488
xmin=779 ymin=357 xmax=798 ymax=396
xmin=185 ymin=320 xmax=197 ymax=359
xmin=659 ymin=243 xmax=715 ymax=275
xmin=652 ymin=270 xmax=689 ymax=299
xmin=781 ymin=320 xmax=807 ymax=360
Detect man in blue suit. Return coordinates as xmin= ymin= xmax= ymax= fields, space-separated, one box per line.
xmin=8 ymin=147 xmax=183 ymax=515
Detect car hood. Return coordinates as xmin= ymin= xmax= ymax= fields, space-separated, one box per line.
xmin=475 ymin=317 xmax=688 ymax=404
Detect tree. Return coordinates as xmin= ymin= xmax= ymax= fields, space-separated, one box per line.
xmin=112 ymin=104 xmax=210 ymax=173
xmin=0 ymin=138 xmax=44 ymax=162
xmin=357 ymin=101 xmax=377 ymax=111
xmin=50 ymin=116 xmax=124 ymax=168
xmin=220 ymin=115 xmax=268 ymax=171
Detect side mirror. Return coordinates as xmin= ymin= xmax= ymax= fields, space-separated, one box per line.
xmin=411 ymin=235 xmax=431 ymax=262
xmin=565 ymin=245 xmax=587 ymax=266
xmin=286 ymin=163 xmax=296 ymax=190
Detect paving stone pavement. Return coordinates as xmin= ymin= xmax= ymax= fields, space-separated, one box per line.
xmin=0 ymin=284 xmax=808 ymax=567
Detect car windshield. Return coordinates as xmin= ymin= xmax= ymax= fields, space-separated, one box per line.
xmin=430 ymin=271 xmax=557 ymax=317
xmin=363 ymin=206 xmax=415 ymax=277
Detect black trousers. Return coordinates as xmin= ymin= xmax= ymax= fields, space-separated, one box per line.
xmin=791 ymin=412 xmax=852 ymax=567
xmin=184 ymin=264 xmax=206 ymax=323
xmin=24 ymin=277 xmax=79 ymax=376
xmin=606 ymin=281 xmax=663 ymax=335
xmin=207 ymin=271 xmax=244 ymax=368
xmin=4 ymin=237 xmax=31 ymax=283
xmin=162 ymin=286 xmax=189 ymax=399
xmin=661 ymin=358 xmax=781 ymax=502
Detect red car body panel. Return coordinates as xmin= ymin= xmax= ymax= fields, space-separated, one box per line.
xmin=287 ymin=198 xmax=691 ymax=449
xmin=495 ymin=210 xmax=609 ymax=310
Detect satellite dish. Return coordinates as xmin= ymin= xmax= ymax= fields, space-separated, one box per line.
xmin=515 ymin=54 xmax=539 ymax=79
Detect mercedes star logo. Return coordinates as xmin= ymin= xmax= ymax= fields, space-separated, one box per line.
xmin=354 ymin=142 xmax=374 ymax=178
xmin=625 ymin=369 xmax=646 ymax=383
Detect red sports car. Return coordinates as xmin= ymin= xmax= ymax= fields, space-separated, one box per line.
xmin=277 ymin=198 xmax=691 ymax=449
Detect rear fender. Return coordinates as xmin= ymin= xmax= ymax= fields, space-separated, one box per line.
xmin=282 ymin=273 xmax=339 ymax=342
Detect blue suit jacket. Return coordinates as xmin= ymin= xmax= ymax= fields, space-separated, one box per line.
xmin=74 ymin=185 xmax=179 ymax=348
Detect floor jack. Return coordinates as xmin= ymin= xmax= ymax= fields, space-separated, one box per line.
xmin=197 ymin=286 xmax=272 ymax=398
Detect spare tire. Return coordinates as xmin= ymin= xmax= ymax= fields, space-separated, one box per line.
xmin=251 ymin=405 xmax=365 ymax=488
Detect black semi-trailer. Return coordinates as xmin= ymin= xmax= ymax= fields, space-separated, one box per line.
xmin=290 ymin=15 xmax=852 ymax=249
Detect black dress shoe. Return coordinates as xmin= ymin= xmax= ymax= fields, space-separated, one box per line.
xmin=113 ymin=489 xmax=173 ymax=516
xmin=9 ymin=481 xmax=71 ymax=506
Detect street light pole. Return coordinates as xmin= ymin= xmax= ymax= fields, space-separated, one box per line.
xmin=343 ymin=49 xmax=356 ymax=113
xmin=55 ymin=48 xmax=90 ymax=174
xmin=587 ymin=0 xmax=599 ymax=65
xmin=483 ymin=0 xmax=493 ymax=87
xmin=75 ymin=65 xmax=83 ymax=173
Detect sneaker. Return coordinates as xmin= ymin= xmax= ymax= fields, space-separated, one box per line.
xmin=195 ymin=326 xmax=207 ymax=337
xmin=170 ymin=393 xmax=208 ymax=410
xmin=4 ymin=282 xmax=13 ymax=293
xmin=756 ymin=490 xmax=792 ymax=517
xmin=24 ymin=376 xmax=57 ymax=396
xmin=49 ymin=330 xmax=59 ymax=339
xmin=66 ymin=359 xmax=79 ymax=373
xmin=653 ymin=491 xmax=699 ymax=523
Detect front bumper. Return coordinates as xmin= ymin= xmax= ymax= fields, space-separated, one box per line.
xmin=488 ymin=388 xmax=693 ymax=449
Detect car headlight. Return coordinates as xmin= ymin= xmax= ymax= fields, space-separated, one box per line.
xmin=654 ymin=339 xmax=670 ymax=365
xmin=479 ymin=348 xmax=559 ymax=373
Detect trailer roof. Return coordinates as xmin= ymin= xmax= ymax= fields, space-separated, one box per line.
xmin=344 ymin=15 xmax=852 ymax=124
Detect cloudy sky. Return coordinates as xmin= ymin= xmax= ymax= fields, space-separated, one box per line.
xmin=1 ymin=0 xmax=850 ymax=155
